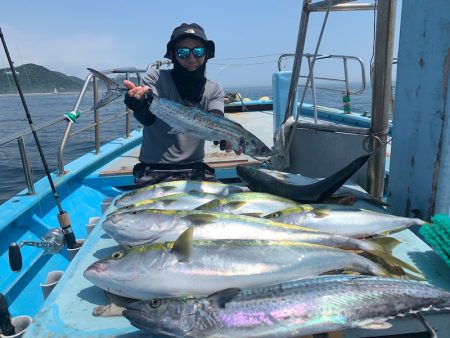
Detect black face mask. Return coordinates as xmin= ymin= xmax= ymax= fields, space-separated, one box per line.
xmin=171 ymin=57 xmax=207 ymax=103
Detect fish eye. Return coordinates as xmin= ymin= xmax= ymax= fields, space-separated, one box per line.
xmin=150 ymin=298 xmax=162 ymax=308
xmin=112 ymin=251 xmax=125 ymax=260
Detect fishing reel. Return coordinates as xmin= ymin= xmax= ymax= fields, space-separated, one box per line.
xmin=9 ymin=228 xmax=65 ymax=272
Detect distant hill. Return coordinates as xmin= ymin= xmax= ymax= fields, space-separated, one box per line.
xmin=0 ymin=64 xmax=84 ymax=94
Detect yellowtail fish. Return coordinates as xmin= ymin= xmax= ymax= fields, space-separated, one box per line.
xmin=84 ymin=228 xmax=391 ymax=300
xmin=101 ymin=209 xmax=383 ymax=253
xmin=150 ymin=96 xmax=271 ymax=157
xmin=111 ymin=192 xmax=220 ymax=214
xmin=195 ymin=192 xmax=299 ymax=217
xmin=265 ymin=204 xmax=426 ymax=238
xmin=114 ymin=180 xmax=246 ymax=207
xmin=123 ymin=275 xmax=450 ymax=337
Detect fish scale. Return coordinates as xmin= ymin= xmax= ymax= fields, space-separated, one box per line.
xmin=123 ymin=275 xmax=450 ymax=337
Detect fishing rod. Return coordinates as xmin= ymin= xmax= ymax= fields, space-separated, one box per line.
xmin=0 ymin=27 xmax=81 ymax=271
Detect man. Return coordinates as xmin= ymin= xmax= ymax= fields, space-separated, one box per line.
xmin=124 ymin=23 xmax=233 ymax=187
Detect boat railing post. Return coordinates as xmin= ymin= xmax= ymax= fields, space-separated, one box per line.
xmin=125 ymin=72 xmax=131 ymax=139
xmin=307 ymin=55 xmax=319 ymax=123
xmin=283 ymin=0 xmax=311 ymax=123
xmin=368 ymin=0 xmax=396 ymax=198
xmin=57 ymin=73 xmax=94 ymax=175
xmin=342 ymin=56 xmax=351 ymax=114
xmin=93 ymin=76 xmax=100 ymax=154
xmin=17 ymin=136 xmax=35 ymax=195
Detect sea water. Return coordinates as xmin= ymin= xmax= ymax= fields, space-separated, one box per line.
xmin=0 ymin=84 xmax=372 ymax=204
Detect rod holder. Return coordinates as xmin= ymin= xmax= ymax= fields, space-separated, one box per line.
xmin=40 ymin=271 xmax=64 ymax=300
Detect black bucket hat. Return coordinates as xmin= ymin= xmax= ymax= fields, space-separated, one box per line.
xmin=164 ymin=23 xmax=215 ymax=60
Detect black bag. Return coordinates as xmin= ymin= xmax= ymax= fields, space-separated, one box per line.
xmin=132 ymin=162 xmax=216 ymax=188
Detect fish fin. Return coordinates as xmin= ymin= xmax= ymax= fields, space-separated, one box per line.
xmin=367 ymin=237 xmax=401 ymax=252
xmin=170 ymin=227 xmax=193 ymax=262
xmin=312 ymin=208 xmax=330 ymax=218
xmin=240 ymin=213 xmax=264 ymax=217
xmin=224 ymin=201 xmax=248 ymax=210
xmin=207 ymin=288 xmax=241 ymax=308
xmin=403 ymin=271 xmax=426 ymax=281
xmin=167 ymin=128 xmax=182 ymax=134
xmin=359 ymin=321 xmax=392 ymax=330
xmin=183 ymin=214 xmax=217 ymax=225
xmin=361 ymin=251 xmax=421 ymax=275
xmin=161 ymin=186 xmax=177 ymax=192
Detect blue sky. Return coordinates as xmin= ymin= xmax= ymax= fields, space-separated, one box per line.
xmin=0 ymin=0 xmax=402 ymax=88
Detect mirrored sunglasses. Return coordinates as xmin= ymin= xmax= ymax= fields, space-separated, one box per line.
xmin=176 ymin=47 xmax=206 ymax=59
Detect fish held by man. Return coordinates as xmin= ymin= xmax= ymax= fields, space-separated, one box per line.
xmin=88 ymin=68 xmax=271 ymax=158
xmin=84 ymin=228 xmax=394 ymax=300
xmin=123 ymin=275 xmax=450 ymax=337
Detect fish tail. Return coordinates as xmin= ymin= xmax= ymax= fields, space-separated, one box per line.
xmin=366 ymin=236 xmax=401 ymax=252
xmin=361 ymin=250 xmax=422 ymax=275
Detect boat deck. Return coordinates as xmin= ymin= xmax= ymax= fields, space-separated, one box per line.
xmin=15 ymin=109 xmax=450 ymax=337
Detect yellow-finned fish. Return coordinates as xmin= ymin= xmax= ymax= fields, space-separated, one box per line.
xmin=84 ymin=228 xmax=393 ymax=300
xmin=195 ymin=191 xmax=299 ymax=217
xmin=114 ymin=180 xmax=246 ymax=207
xmin=265 ymin=204 xmax=426 ymax=238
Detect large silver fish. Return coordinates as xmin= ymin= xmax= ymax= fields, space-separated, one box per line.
xmin=101 ymin=209 xmax=385 ymax=253
xmin=84 ymin=229 xmax=391 ymax=300
xmin=265 ymin=205 xmax=426 ymax=238
xmin=195 ymin=192 xmax=299 ymax=217
xmin=114 ymin=180 xmax=246 ymax=207
xmin=149 ymin=96 xmax=271 ymax=158
xmin=111 ymin=192 xmax=220 ymax=214
xmin=88 ymin=68 xmax=271 ymax=158
xmin=123 ymin=275 xmax=450 ymax=337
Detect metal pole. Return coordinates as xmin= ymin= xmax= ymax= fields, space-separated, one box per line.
xmin=93 ymin=76 xmax=100 ymax=154
xmin=125 ymin=72 xmax=131 ymax=138
xmin=368 ymin=0 xmax=396 ymax=197
xmin=17 ymin=136 xmax=35 ymax=195
xmin=283 ymin=0 xmax=311 ymax=123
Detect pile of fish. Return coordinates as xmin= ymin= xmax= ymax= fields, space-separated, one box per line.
xmin=83 ymin=179 xmax=442 ymax=337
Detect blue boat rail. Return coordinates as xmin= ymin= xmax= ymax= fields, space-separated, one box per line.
xmin=57 ymin=61 xmax=171 ymax=176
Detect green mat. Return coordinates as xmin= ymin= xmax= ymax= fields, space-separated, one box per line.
xmin=419 ymin=214 xmax=450 ymax=267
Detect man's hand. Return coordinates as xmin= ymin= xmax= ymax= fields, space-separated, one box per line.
xmin=213 ymin=140 xmax=242 ymax=155
xmin=123 ymin=80 xmax=153 ymax=111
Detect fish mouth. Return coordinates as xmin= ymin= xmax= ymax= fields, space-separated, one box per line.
xmin=123 ymin=309 xmax=157 ymax=331
xmin=84 ymin=262 xmax=108 ymax=278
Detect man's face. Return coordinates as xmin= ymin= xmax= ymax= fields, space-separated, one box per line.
xmin=173 ymin=38 xmax=206 ymax=71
